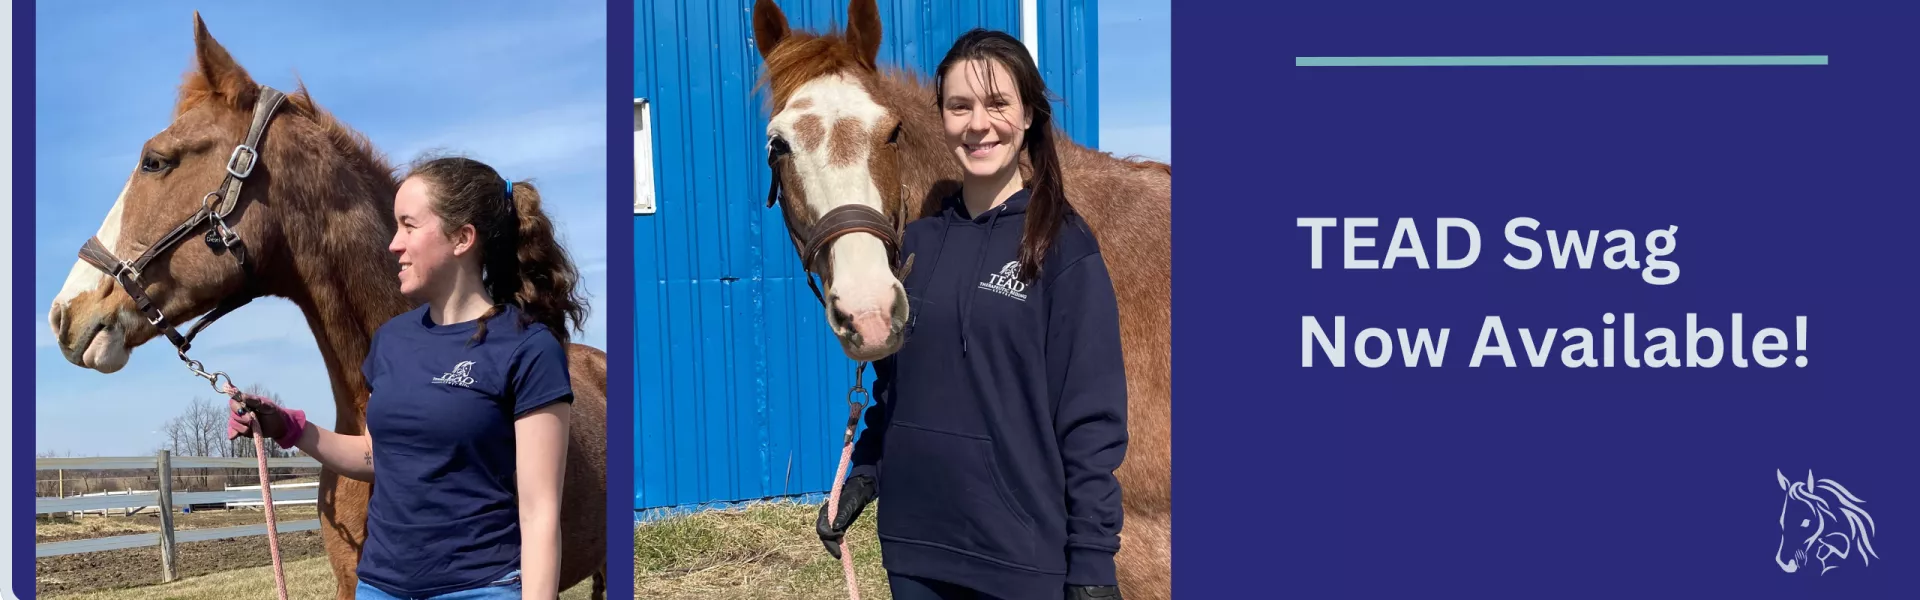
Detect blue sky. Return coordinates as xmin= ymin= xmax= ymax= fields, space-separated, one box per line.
xmin=33 ymin=0 xmax=608 ymax=456
xmin=32 ymin=0 xmax=1160 ymax=456
xmin=1097 ymin=0 xmax=1171 ymax=162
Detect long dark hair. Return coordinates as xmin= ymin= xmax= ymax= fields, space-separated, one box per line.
xmin=934 ymin=28 xmax=1066 ymax=283
xmin=405 ymin=155 xmax=588 ymax=346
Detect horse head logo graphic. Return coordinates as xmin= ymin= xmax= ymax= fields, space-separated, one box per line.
xmin=999 ymin=261 xmax=1020 ymax=278
xmin=450 ymin=360 xmax=475 ymax=378
xmin=1776 ymin=469 xmax=1878 ymax=575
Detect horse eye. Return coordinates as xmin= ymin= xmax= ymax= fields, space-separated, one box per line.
xmin=768 ymin=136 xmax=791 ymax=157
xmin=1801 ymin=519 xmax=1810 ymax=528
xmin=139 ymin=152 xmax=171 ymax=173
xmin=886 ymin=123 xmax=902 ymax=145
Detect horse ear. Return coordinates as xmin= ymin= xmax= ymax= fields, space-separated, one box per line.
xmin=1807 ymin=471 xmax=1816 ymax=491
xmin=846 ymin=0 xmax=883 ymax=69
xmin=190 ymin=11 xmax=259 ymax=109
xmin=1778 ymin=469 xmax=1790 ymax=490
xmin=752 ymin=0 xmax=790 ymax=61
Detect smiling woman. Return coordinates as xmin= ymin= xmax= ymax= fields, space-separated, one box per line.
xmin=33 ymin=3 xmax=609 ymax=600
xmin=636 ymin=1 xmax=1172 ymax=599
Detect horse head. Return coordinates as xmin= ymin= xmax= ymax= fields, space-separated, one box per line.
xmin=49 ymin=12 xmax=392 ymax=373
xmin=1776 ymin=469 xmax=1879 ymax=575
xmin=752 ymin=0 xmax=916 ymax=361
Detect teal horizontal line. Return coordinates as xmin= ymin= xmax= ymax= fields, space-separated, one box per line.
xmin=1295 ymin=55 xmax=1828 ymax=67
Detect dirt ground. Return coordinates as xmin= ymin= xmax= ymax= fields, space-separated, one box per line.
xmin=37 ymin=506 xmax=327 ymax=596
xmin=36 ymin=505 xmax=594 ymax=599
xmin=42 ymin=555 xmax=596 ymax=600
xmin=36 ymin=530 xmax=328 ymax=597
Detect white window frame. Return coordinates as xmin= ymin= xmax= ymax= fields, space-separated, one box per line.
xmin=1021 ymin=0 xmax=1038 ymax=66
xmin=634 ymin=98 xmax=656 ymax=215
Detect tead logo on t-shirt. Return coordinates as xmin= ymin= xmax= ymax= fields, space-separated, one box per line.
xmin=979 ymin=260 xmax=1028 ymax=302
xmin=432 ymin=360 xmax=478 ymax=387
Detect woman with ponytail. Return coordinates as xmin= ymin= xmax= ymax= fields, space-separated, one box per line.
xmin=227 ymin=156 xmax=588 ymax=599
xmin=814 ymin=29 xmax=1131 ymax=600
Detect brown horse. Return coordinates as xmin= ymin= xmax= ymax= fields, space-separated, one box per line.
xmin=45 ymin=14 xmax=607 ymax=599
xmin=752 ymin=1 xmax=1173 ymax=597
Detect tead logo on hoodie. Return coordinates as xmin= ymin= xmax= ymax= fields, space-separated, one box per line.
xmin=979 ymin=261 xmax=1029 ymax=302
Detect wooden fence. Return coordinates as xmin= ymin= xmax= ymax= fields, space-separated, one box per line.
xmin=35 ymin=452 xmax=323 ymax=581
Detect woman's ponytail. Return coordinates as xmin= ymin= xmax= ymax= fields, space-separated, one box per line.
xmin=406 ymin=155 xmax=588 ymax=346
xmin=503 ymin=180 xmax=588 ymax=346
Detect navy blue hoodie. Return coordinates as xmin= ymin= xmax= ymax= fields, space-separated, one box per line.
xmin=849 ymin=188 xmax=1129 ymax=599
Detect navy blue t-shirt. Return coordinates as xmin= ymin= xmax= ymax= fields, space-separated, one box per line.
xmin=355 ymin=304 xmax=574 ymax=597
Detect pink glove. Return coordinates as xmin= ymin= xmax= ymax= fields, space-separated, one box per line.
xmin=226 ymin=386 xmax=309 ymax=450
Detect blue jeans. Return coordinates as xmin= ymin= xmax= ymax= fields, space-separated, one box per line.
xmin=353 ymin=570 xmax=521 ymax=599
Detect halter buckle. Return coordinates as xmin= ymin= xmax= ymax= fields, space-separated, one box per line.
xmin=226 ymin=144 xmax=257 ymax=179
xmin=147 ymin=307 xmax=168 ymax=327
xmin=112 ymin=260 xmax=140 ymax=281
xmin=213 ymin=216 xmax=240 ymax=248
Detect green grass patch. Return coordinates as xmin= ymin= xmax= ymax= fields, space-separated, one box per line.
xmin=634 ymin=500 xmax=891 ymax=599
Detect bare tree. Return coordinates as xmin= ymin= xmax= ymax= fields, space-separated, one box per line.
xmin=161 ymin=414 xmax=190 ymax=457
xmin=151 ymin=388 xmax=295 ymax=490
xmin=160 ymin=396 xmax=228 ymax=458
xmin=190 ymin=397 xmax=226 ymax=458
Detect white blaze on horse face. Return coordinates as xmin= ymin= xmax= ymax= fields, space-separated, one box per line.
xmin=53 ymin=178 xmax=132 ymax=308
xmin=769 ymin=73 xmax=901 ymax=341
xmin=50 ymin=177 xmax=135 ymax=373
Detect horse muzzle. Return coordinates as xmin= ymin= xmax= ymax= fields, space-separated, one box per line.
xmin=827 ymin=282 xmax=908 ymax=361
xmin=1776 ymin=537 xmax=1805 ymax=573
xmin=50 ymin=298 xmax=137 ymax=373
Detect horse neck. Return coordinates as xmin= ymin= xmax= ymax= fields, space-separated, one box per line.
xmin=874 ymin=70 xmax=963 ymax=219
xmin=263 ymin=159 xmax=408 ymax=434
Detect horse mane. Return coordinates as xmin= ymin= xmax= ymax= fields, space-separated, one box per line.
xmin=281 ymin=84 xmax=397 ymax=182
xmin=1788 ymin=477 xmax=1879 ymax=566
xmin=175 ymin=71 xmax=397 ymax=185
xmin=1813 ymin=479 xmax=1878 ymax=563
xmin=757 ymin=28 xmax=873 ymax=110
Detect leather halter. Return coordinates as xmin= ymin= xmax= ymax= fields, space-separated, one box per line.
xmin=76 ymin=84 xmax=286 ymax=385
xmin=765 ymin=135 xmax=915 ymax=306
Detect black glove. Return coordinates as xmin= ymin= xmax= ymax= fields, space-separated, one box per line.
xmin=815 ymin=474 xmax=876 ymax=559
xmin=1067 ymin=585 xmax=1122 ymax=600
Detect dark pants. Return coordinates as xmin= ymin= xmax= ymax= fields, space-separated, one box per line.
xmin=888 ymin=573 xmax=1012 ymax=600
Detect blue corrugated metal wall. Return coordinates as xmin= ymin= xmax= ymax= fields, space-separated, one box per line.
xmin=635 ymin=0 xmax=1098 ymax=514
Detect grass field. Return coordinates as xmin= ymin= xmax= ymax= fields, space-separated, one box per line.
xmin=635 ymin=500 xmax=891 ymax=600
xmin=41 ymin=499 xmax=889 ymax=598
xmin=36 ymin=506 xmax=596 ymax=599
xmin=41 ymin=556 xmax=598 ymax=600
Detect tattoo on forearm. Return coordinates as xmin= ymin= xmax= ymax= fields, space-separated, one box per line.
xmin=364 ymin=452 xmax=372 ymax=467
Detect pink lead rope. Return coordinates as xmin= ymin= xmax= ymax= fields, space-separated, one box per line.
xmin=827 ymin=436 xmax=861 ymax=600
xmin=251 ymin=428 xmax=291 ymax=600
xmin=228 ymin=385 xmax=291 ymax=600
xmin=829 ymin=362 xmax=876 ymax=600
